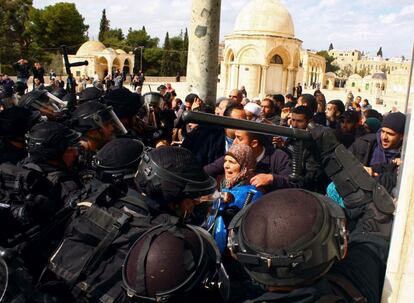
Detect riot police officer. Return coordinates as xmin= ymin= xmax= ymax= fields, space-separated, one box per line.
xmin=18 ymin=90 xmax=66 ymax=121
xmin=122 ymin=220 xmax=229 ymax=303
xmin=76 ymin=86 xmax=104 ymax=104
xmin=103 ymin=87 xmax=144 ymax=140
xmin=0 ymin=106 xmax=41 ymax=164
xmin=227 ymin=188 xmax=388 ymax=303
xmin=138 ymin=92 xmax=176 ymax=146
xmin=22 ymin=121 xmax=84 ymax=204
xmin=69 ymin=101 xmax=127 ymax=152
xmin=134 ymin=146 xmax=218 ymax=220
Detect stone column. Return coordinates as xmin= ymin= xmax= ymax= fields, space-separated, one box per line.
xmin=382 ymin=90 xmax=414 ymax=302
xmin=260 ymin=65 xmax=269 ymax=96
xmin=232 ymin=64 xmax=240 ymax=90
xmin=281 ymin=68 xmax=287 ymax=94
xmin=186 ymin=0 xmax=221 ymax=106
xmin=287 ymin=67 xmax=295 ymax=94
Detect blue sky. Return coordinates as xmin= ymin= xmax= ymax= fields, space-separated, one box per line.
xmin=33 ymin=0 xmax=414 ymax=58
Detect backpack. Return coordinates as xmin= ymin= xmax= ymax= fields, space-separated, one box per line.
xmin=46 ymin=188 xmax=168 ymax=303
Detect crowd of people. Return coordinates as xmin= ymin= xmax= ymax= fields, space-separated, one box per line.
xmin=0 ymin=59 xmax=404 ymax=302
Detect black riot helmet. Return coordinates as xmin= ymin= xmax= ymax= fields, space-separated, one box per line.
xmin=138 ymin=92 xmax=164 ymax=123
xmin=50 ymin=87 xmax=67 ymax=100
xmin=70 ymin=101 xmax=127 ymax=135
xmin=18 ymin=90 xmax=65 ymax=120
xmin=0 ymin=106 xmax=41 ymax=138
xmin=122 ymin=221 xmax=229 ymax=302
xmin=134 ymin=146 xmax=217 ymax=205
xmin=93 ymin=138 xmax=145 ymax=183
xmin=103 ymin=87 xmax=143 ymax=119
xmin=228 ymin=189 xmax=347 ymax=288
xmin=77 ymin=86 xmax=104 ymax=104
xmin=26 ymin=121 xmax=81 ymax=161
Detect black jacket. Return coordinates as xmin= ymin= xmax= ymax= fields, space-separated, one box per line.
xmin=182 ymin=126 xmax=226 ymax=166
xmin=13 ymin=62 xmax=30 ymax=79
xmin=348 ymin=133 xmax=377 ymax=166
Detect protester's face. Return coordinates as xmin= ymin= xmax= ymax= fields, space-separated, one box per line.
xmin=229 ymin=89 xmax=243 ymax=103
xmin=381 ymin=127 xmax=403 ymax=150
xmin=224 ymin=155 xmax=241 ymax=181
xmin=261 ymin=100 xmax=274 ymax=117
xmin=234 ymin=130 xmax=251 ymax=146
xmin=356 ymin=96 xmax=362 ymax=103
xmin=291 ymin=113 xmax=308 ymax=130
xmin=226 ymin=109 xmax=246 ymax=138
xmin=215 ymin=100 xmax=229 ymax=116
xmin=325 ymin=104 xmax=338 ymax=121
xmin=245 ymin=111 xmax=256 ymax=121
xmin=340 ymin=120 xmax=356 ymax=133
xmin=185 ymin=101 xmax=192 ymax=111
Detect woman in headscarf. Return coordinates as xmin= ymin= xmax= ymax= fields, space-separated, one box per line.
xmin=208 ymin=144 xmax=262 ymax=252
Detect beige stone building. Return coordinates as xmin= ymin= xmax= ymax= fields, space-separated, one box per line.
xmin=299 ymin=50 xmax=326 ymax=88
xmin=328 ymin=48 xmax=362 ymax=73
xmin=64 ymin=40 xmax=135 ymax=80
xmin=219 ymin=0 xmax=325 ymax=98
xmin=356 ymin=55 xmax=411 ymax=75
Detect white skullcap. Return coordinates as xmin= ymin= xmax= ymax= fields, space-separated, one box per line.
xmin=244 ymin=102 xmax=261 ymax=116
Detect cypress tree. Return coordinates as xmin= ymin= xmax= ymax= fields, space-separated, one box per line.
xmin=98 ymin=9 xmax=110 ymax=42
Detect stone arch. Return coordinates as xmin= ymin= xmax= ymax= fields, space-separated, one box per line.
xmin=236 ymin=45 xmax=262 ymax=64
xmin=112 ymin=57 xmax=121 ymax=74
xmin=123 ymin=58 xmax=132 ymax=76
xmin=265 ymin=46 xmax=291 ymax=68
xmin=270 ymin=54 xmax=283 ymax=64
xmin=225 ymin=48 xmax=235 ymax=62
xmin=96 ymin=56 xmax=108 ymax=80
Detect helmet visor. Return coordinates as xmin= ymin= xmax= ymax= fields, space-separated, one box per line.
xmin=143 ymin=93 xmax=163 ymax=108
xmin=0 ymin=257 xmax=8 ymax=302
xmin=85 ymin=107 xmax=127 ymax=136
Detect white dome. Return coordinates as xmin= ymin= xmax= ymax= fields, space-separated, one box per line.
xmin=76 ymin=40 xmax=106 ymax=56
xmin=233 ymin=0 xmax=295 ymax=38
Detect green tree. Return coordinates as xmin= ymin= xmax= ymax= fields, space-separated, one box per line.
xmin=160 ymin=32 xmax=173 ymax=76
xmin=102 ymin=28 xmax=126 ymax=49
xmin=0 ymin=0 xmax=32 ymax=66
xmin=316 ymin=50 xmax=340 ymax=74
xmin=126 ymin=28 xmax=159 ymax=73
xmin=180 ymin=28 xmax=189 ymax=75
xmin=98 ymin=9 xmax=110 ymax=42
xmin=143 ymin=48 xmax=163 ymax=75
xmin=126 ymin=29 xmax=159 ymax=49
xmin=27 ymin=3 xmax=88 ymax=52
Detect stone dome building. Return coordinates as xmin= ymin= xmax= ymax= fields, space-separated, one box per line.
xmin=220 ymin=0 xmax=325 ymax=98
xmin=64 ymin=40 xmax=134 ymax=80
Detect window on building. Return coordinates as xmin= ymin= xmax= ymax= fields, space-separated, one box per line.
xmin=76 ymin=71 xmax=81 ymax=77
xmin=270 ymin=55 xmax=283 ymax=64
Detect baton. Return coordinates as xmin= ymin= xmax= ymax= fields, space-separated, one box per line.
xmin=182 ymin=111 xmax=312 ymax=140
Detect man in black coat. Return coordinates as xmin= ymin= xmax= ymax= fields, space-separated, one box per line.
xmin=182 ymin=103 xmax=246 ymax=166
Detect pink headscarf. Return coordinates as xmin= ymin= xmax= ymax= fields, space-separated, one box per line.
xmin=224 ymin=144 xmax=256 ymax=189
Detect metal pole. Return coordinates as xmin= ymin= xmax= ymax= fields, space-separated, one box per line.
xmin=140 ymin=46 xmax=144 ymax=72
